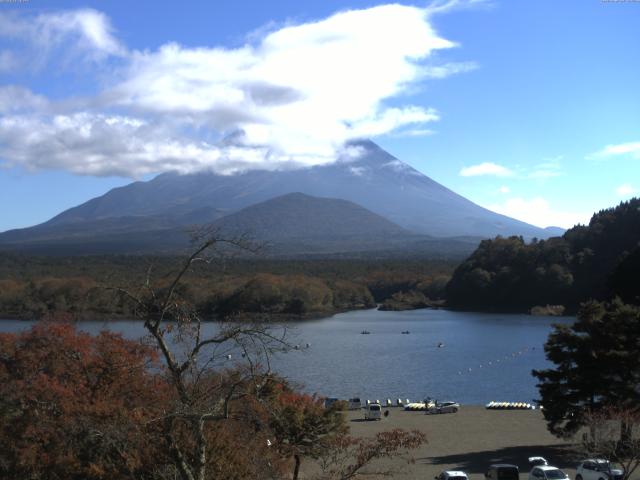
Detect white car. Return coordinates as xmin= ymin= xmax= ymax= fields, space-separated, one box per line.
xmin=348 ymin=398 xmax=362 ymax=410
xmin=529 ymin=465 xmax=569 ymax=480
xmin=364 ymin=403 xmax=382 ymax=420
xmin=576 ymin=459 xmax=624 ymax=480
xmin=427 ymin=401 xmax=460 ymax=414
xmin=435 ymin=470 xmax=469 ymax=480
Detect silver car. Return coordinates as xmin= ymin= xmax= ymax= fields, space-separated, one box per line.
xmin=427 ymin=401 xmax=460 ymax=414
xmin=436 ymin=471 xmax=469 ymax=480
xmin=529 ymin=465 xmax=569 ymax=480
xmin=576 ymin=459 xmax=623 ymax=480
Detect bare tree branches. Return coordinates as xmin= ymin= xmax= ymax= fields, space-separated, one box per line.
xmin=111 ymin=229 xmax=288 ymax=480
xmin=581 ymin=407 xmax=640 ymax=480
xmin=315 ymin=428 xmax=427 ymax=480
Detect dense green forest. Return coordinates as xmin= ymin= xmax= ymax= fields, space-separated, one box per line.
xmin=0 ymin=255 xmax=454 ymax=320
xmin=446 ymin=198 xmax=640 ymax=312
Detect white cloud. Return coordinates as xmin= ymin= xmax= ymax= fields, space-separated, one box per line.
xmin=499 ymin=185 xmax=510 ymax=193
xmin=461 ymin=157 xmax=563 ymax=180
xmin=349 ymin=166 xmax=367 ymax=177
xmin=486 ymin=197 xmax=591 ymax=229
xmin=460 ymin=162 xmax=514 ymax=177
xmin=588 ymin=141 xmax=640 ymax=160
xmin=0 ymin=50 xmax=17 ymax=72
xmin=391 ymin=127 xmax=436 ymax=137
xmin=426 ymin=0 xmax=493 ymax=15
xmin=111 ymin=5 xmax=452 ymax=156
xmin=528 ymin=160 xmax=562 ymax=179
xmin=0 ymin=9 xmax=125 ymax=69
xmin=421 ymin=61 xmax=478 ymax=78
xmin=381 ymin=159 xmax=422 ymax=176
xmin=0 ymin=111 xmax=366 ymax=177
xmin=0 ymin=5 xmax=475 ymax=177
xmin=616 ymin=183 xmax=636 ymax=197
xmin=0 ymin=86 xmax=49 ymax=113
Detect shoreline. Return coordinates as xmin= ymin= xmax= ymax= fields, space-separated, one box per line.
xmin=0 ymin=303 xmax=575 ymax=323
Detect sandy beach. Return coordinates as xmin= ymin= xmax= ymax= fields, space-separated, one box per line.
xmin=307 ymin=406 xmax=581 ymax=480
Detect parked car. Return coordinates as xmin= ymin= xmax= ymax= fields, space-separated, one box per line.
xmin=436 ymin=471 xmax=469 ymax=480
xmin=576 ymin=459 xmax=624 ymax=480
xmin=364 ymin=403 xmax=382 ymax=421
xmin=427 ymin=401 xmax=460 ymax=414
xmin=486 ymin=464 xmax=520 ymax=480
xmin=434 ymin=470 xmax=469 ymax=480
xmin=348 ymin=397 xmax=362 ymax=410
xmin=529 ymin=465 xmax=569 ymax=480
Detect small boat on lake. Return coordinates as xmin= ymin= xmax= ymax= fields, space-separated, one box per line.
xmin=361 ymin=330 xmax=371 ymax=335
xmin=401 ymin=330 xmax=410 ymax=334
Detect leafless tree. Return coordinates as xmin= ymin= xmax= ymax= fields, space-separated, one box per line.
xmin=113 ymin=227 xmax=290 ymax=480
xmin=581 ymin=406 xmax=640 ymax=480
xmin=315 ymin=428 xmax=427 ymax=480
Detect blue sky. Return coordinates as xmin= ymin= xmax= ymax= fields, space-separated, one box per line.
xmin=0 ymin=0 xmax=638 ymax=231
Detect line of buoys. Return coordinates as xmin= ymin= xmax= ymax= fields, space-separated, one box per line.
xmin=485 ymin=401 xmax=535 ymax=410
xmin=456 ymin=346 xmax=536 ymax=376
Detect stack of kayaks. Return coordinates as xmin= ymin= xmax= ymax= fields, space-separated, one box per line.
xmin=485 ymin=401 xmax=535 ymax=410
xmin=404 ymin=402 xmax=428 ymax=411
xmin=404 ymin=401 xmax=436 ymax=411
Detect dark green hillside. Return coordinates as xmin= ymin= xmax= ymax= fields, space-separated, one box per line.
xmin=446 ymin=198 xmax=640 ymax=312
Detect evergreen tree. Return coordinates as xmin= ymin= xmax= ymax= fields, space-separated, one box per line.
xmin=533 ymin=299 xmax=640 ymax=438
xmin=446 ymin=197 xmax=640 ymax=312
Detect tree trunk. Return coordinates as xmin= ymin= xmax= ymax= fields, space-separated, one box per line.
xmin=619 ymin=418 xmax=632 ymax=450
xmin=293 ymin=454 xmax=301 ymax=480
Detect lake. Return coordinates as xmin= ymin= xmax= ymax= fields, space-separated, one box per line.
xmin=0 ymin=308 xmax=572 ymax=405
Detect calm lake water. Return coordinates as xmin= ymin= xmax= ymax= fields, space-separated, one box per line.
xmin=0 ymin=308 xmax=572 ymax=405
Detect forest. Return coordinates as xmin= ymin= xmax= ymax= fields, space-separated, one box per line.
xmin=2 ymin=199 xmax=639 ymax=320
xmin=446 ymin=198 xmax=640 ymax=312
xmin=0 ymin=255 xmax=454 ymax=320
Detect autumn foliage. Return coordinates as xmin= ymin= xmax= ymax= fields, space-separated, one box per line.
xmin=0 ymin=322 xmax=166 ymax=479
xmin=0 ymin=321 xmax=429 ymax=480
xmin=268 ymin=386 xmax=348 ymax=479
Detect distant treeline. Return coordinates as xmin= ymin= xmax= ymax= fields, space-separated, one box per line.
xmin=0 ymin=256 xmax=454 ymax=320
xmin=446 ymin=198 xmax=640 ymax=313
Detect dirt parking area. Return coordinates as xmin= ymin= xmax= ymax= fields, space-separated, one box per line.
xmin=329 ymin=406 xmax=580 ymax=480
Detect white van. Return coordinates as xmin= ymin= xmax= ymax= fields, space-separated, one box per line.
xmin=348 ymin=398 xmax=362 ymax=410
xmin=365 ymin=403 xmax=382 ymax=420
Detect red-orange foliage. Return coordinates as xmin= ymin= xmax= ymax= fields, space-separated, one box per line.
xmin=0 ymin=322 xmax=166 ymax=479
xmin=0 ymin=322 xmax=291 ymax=480
xmin=268 ymin=385 xmax=348 ymax=480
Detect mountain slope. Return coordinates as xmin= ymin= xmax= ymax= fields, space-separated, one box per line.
xmin=38 ymin=140 xmax=553 ymax=239
xmin=0 ymin=192 xmax=480 ymax=257
xmin=213 ymin=192 xmax=408 ymax=240
xmin=0 ymin=141 xmax=560 ymax=255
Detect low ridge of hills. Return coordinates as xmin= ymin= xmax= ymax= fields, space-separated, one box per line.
xmin=0 ymin=140 xmax=562 ymax=256
xmin=213 ymin=192 xmax=407 ymax=240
